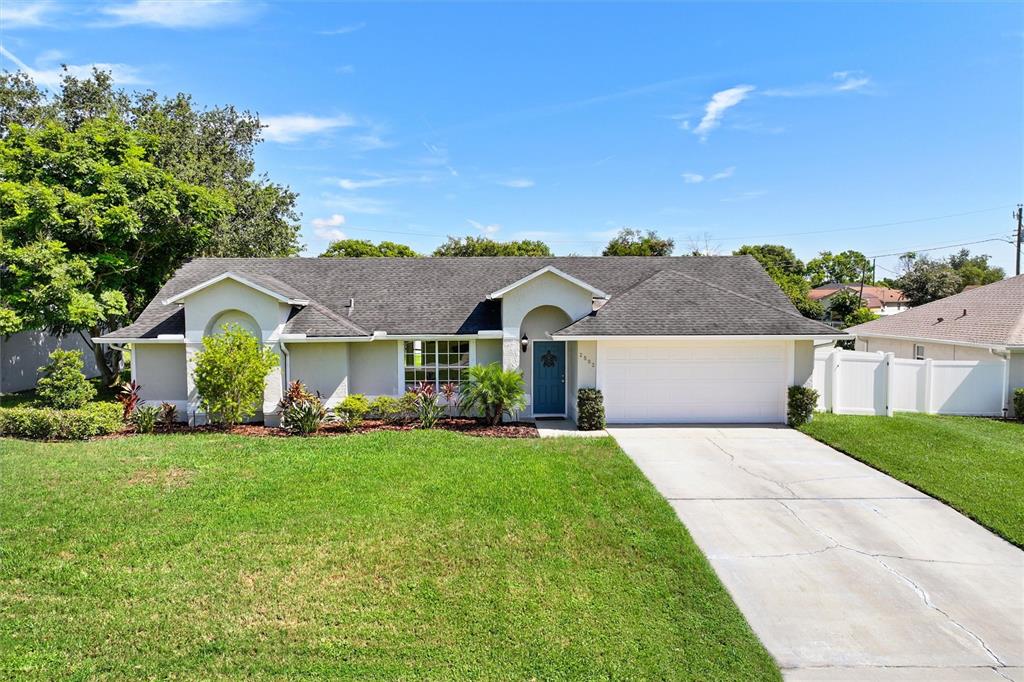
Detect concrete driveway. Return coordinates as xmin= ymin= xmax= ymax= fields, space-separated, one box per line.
xmin=609 ymin=425 xmax=1024 ymax=681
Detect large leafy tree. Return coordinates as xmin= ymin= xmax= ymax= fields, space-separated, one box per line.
xmin=602 ymin=228 xmax=674 ymax=256
xmin=734 ymin=244 xmax=804 ymax=276
xmin=1 ymin=69 xmax=301 ymax=257
xmin=805 ymin=250 xmax=872 ymax=286
xmin=733 ymin=244 xmax=822 ymax=319
xmin=897 ymin=256 xmax=963 ymax=306
xmin=432 ymin=235 xmax=553 ymax=257
xmin=321 ymin=239 xmax=419 ymax=258
xmin=947 ymin=249 xmax=1004 ymax=287
xmin=0 ymin=117 xmax=232 ymax=383
xmin=0 ymin=68 xmax=301 ymax=383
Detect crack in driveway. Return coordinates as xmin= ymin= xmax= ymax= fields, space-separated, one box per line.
xmin=777 ymin=500 xmax=1007 ymax=667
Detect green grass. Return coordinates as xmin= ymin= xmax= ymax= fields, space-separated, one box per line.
xmin=800 ymin=412 xmax=1024 ymax=547
xmin=0 ymin=432 xmax=778 ymax=680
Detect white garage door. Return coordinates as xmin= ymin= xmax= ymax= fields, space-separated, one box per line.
xmin=599 ymin=340 xmax=789 ymax=423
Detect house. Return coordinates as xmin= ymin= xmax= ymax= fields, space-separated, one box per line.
xmin=94 ymin=256 xmax=843 ymax=425
xmin=2 ymin=330 xmax=100 ymax=394
xmin=846 ymin=275 xmax=1024 ymax=409
xmin=809 ymin=283 xmax=908 ymax=318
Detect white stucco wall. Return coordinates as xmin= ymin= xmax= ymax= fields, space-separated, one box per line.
xmin=476 ymin=338 xmax=502 ymax=366
xmin=134 ymin=344 xmax=188 ymax=404
xmin=794 ymin=339 xmax=814 ymax=387
xmin=288 ymin=343 xmax=349 ymax=405
xmin=500 ymin=272 xmax=595 ymax=337
xmin=856 ymin=335 xmax=995 ymax=361
xmin=350 ymin=341 xmax=402 ymax=396
xmin=183 ymin=278 xmax=290 ymax=341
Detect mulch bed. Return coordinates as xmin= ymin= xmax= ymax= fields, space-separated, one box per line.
xmin=107 ymin=418 xmax=539 ymax=440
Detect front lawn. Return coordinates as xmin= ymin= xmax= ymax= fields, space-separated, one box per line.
xmin=0 ymin=432 xmax=778 ymax=680
xmin=800 ymin=413 xmax=1024 ymax=547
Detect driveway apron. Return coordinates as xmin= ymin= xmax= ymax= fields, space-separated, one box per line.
xmin=608 ymin=425 xmax=1024 ymax=681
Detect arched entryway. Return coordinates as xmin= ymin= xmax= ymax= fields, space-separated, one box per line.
xmin=204 ymin=309 xmax=261 ymax=340
xmin=519 ymin=305 xmax=572 ymax=416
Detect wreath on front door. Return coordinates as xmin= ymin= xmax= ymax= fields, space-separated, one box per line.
xmin=541 ymin=350 xmax=557 ymax=368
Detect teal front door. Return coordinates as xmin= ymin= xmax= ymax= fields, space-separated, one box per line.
xmin=533 ymin=341 xmax=565 ymax=415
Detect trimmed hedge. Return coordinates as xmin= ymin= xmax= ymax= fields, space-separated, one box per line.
xmin=0 ymin=402 xmax=123 ymax=440
xmin=1014 ymin=388 xmax=1024 ymax=422
xmin=577 ymin=388 xmax=606 ymax=431
xmin=787 ymin=385 xmax=818 ymax=427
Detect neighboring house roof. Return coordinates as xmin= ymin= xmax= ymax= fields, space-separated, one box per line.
xmin=101 ymin=256 xmax=842 ymax=340
xmin=845 ymin=275 xmax=1024 ymax=347
xmin=808 ymin=283 xmax=905 ymax=309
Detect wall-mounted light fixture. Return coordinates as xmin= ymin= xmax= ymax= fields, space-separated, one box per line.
xmin=520 ymin=333 xmax=529 ymax=352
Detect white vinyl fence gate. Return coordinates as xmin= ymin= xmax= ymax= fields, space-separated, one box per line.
xmin=812 ymin=349 xmax=1007 ymax=417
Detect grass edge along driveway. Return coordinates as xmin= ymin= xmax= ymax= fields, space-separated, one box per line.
xmin=0 ymin=431 xmax=780 ymax=680
xmin=800 ymin=412 xmax=1024 ymax=548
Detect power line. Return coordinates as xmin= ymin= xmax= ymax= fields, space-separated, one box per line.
xmin=868 ymin=235 xmax=1013 ymax=259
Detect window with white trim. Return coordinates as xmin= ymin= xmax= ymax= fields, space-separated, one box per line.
xmin=914 ymin=344 xmax=925 ymax=360
xmin=403 ymin=340 xmax=472 ymax=391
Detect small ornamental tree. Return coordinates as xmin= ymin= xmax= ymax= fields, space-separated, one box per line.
xmin=36 ymin=349 xmax=96 ymax=409
xmin=192 ymin=324 xmax=277 ymax=426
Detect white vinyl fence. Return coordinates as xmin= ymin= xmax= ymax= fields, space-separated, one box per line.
xmin=812 ymin=349 xmax=1007 ymax=417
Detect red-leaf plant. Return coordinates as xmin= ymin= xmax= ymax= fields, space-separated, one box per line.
xmin=117 ymin=380 xmax=142 ymax=421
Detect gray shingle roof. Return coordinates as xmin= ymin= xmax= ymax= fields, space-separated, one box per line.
xmin=556 ymin=269 xmax=837 ymax=336
xmin=846 ymin=275 xmax=1024 ymax=347
xmin=101 ymin=255 xmax=842 ymax=340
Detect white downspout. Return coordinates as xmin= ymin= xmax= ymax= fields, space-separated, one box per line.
xmin=991 ymin=348 xmax=1011 ymax=418
xmin=280 ymin=340 xmax=291 ymax=387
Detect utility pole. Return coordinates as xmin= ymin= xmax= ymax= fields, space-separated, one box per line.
xmin=1016 ymin=204 xmax=1023 ymax=276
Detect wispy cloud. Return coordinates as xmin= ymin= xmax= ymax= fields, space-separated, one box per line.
xmin=350 ymin=133 xmax=393 ymax=151
xmin=720 ymin=190 xmax=768 ymax=203
xmin=831 ymin=70 xmax=871 ymax=92
xmin=311 ymin=214 xmax=346 ymax=241
xmin=335 ymin=173 xmax=431 ymax=190
xmin=467 ymin=219 xmax=500 ymax=235
xmin=762 ymin=70 xmax=873 ymax=97
xmin=693 ymin=85 xmax=755 ymax=140
xmin=498 ymin=178 xmax=535 ymax=189
xmin=1 ymin=1 xmax=58 ymax=28
xmin=682 ymin=166 xmax=735 ymax=184
xmin=322 ymin=195 xmax=391 ymax=215
xmin=335 ymin=64 xmax=355 ymax=75
xmin=261 ymin=114 xmax=355 ymax=143
xmin=0 ymin=45 xmax=145 ymax=88
xmin=96 ymin=0 xmax=259 ymax=28
xmin=318 ymin=22 xmax=366 ymax=35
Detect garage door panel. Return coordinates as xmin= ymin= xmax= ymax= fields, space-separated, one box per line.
xmin=599 ymin=341 xmax=788 ymax=424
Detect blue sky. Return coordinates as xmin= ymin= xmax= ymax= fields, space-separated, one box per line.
xmin=2 ymin=1 xmax=1022 ymax=277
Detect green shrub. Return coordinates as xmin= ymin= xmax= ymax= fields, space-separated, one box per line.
xmin=36 ymin=349 xmax=96 ymax=409
xmin=409 ymin=384 xmax=446 ymax=429
xmin=787 ymin=385 xmax=819 ymax=427
xmin=282 ymin=397 xmax=328 ymax=435
xmin=1014 ymin=388 xmax=1024 ymax=422
xmin=577 ymin=388 xmax=606 ymax=431
xmin=0 ymin=402 xmax=123 ymax=440
xmin=460 ymin=363 xmax=526 ymax=425
xmin=133 ymin=405 xmax=160 ymax=434
xmin=192 ymin=324 xmax=278 ymax=426
xmin=335 ymin=393 xmax=370 ymax=429
xmin=368 ymin=395 xmax=413 ymax=424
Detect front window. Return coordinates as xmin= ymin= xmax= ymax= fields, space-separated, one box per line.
xmin=403 ymin=340 xmax=471 ymax=391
